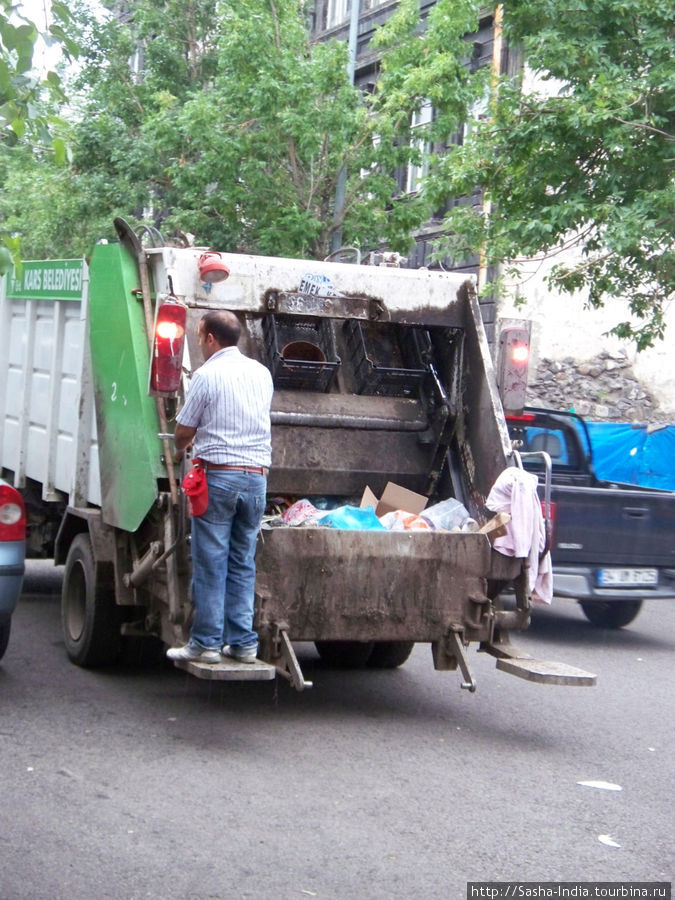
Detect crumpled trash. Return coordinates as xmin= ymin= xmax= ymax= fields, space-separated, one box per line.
xmin=577 ymin=780 xmax=622 ymax=791
xmin=379 ymin=509 xmax=432 ymax=532
xmin=281 ymin=499 xmax=324 ymax=526
xmin=598 ymin=835 xmax=621 ymax=848
xmin=319 ymin=505 xmax=385 ymax=530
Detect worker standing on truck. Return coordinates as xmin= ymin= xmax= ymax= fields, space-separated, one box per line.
xmin=167 ymin=310 xmax=273 ymax=664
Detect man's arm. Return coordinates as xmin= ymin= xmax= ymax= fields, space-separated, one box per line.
xmin=174 ymin=423 xmax=197 ymax=461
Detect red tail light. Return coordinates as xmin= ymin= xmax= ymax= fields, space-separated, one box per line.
xmin=0 ymin=484 xmax=26 ymax=541
xmin=149 ymin=301 xmax=188 ymax=397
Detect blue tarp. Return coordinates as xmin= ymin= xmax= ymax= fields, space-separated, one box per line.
xmin=580 ymin=422 xmax=675 ymax=491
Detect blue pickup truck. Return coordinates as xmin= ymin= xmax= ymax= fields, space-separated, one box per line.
xmin=507 ymin=408 xmax=675 ymax=628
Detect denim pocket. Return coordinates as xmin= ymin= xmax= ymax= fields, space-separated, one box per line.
xmin=201 ymin=477 xmax=239 ymax=525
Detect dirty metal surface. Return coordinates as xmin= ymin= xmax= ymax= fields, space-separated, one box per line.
xmin=172 ymin=657 xmax=276 ymax=681
xmin=255 ymin=529 xmax=493 ymax=642
xmin=495 ymin=657 xmax=597 ymax=686
xmin=267 ymin=290 xmax=378 ymax=321
xmin=267 ymin=424 xmax=437 ymax=496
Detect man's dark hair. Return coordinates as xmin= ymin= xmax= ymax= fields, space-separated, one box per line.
xmin=200 ymin=310 xmax=241 ymax=347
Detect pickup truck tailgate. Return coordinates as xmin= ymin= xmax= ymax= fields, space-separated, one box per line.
xmin=550 ymin=483 xmax=675 ymax=567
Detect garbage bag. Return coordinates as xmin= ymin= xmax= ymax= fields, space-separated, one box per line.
xmin=379 ymin=510 xmax=432 ymax=532
xmin=319 ymin=505 xmax=385 ymax=530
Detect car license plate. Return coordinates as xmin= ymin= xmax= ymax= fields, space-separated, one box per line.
xmin=597 ymin=568 xmax=658 ymax=587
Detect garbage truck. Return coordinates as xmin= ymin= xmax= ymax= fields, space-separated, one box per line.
xmin=0 ymin=219 xmax=595 ymax=691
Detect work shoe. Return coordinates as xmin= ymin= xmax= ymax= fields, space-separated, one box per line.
xmin=166 ymin=643 xmax=221 ymax=664
xmin=222 ymin=644 xmax=258 ymax=664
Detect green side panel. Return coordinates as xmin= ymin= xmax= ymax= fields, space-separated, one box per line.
xmin=89 ymin=242 xmax=164 ymax=532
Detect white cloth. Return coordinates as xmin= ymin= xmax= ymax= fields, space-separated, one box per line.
xmin=486 ymin=467 xmax=553 ymax=604
xmin=177 ymin=346 xmax=273 ymax=467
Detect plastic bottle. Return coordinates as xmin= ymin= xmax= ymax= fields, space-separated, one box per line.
xmin=420 ymin=497 xmax=471 ymax=531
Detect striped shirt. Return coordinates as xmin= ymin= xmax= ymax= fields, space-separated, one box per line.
xmin=177 ymin=347 xmax=273 ymax=467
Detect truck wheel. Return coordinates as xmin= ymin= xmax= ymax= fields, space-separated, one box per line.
xmin=0 ymin=617 xmax=10 ymax=661
xmin=579 ymin=599 xmax=643 ymax=629
xmin=367 ymin=641 xmax=415 ymax=669
xmin=61 ymin=533 xmax=122 ymax=666
xmin=315 ymin=640 xmax=375 ymax=668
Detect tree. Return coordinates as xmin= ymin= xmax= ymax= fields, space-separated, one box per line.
xmin=1 ymin=0 xmax=79 ymax=264
xmin=1 ymin=0 xmax=412 ymax=258
xmin=1 ymin=0 xmax=483 ymax=261
xmin=425 ymin=0 xmax=674 ymax=349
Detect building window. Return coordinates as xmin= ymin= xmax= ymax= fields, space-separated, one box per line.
xmin=326 ymin=0 xmax=349 ymax=28
xmin=326 ymin=0 xmax=388 ymax=29
xmin=405 ymin=101 xmax=433 ymax=194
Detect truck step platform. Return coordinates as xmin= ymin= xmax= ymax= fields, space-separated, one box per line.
xmin=172 ymin=657 xmax=277 ymax=681
xmin=495 ymin=656 xmax=596 ymax=686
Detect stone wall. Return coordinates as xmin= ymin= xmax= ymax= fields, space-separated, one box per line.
xmin=527 ymin=350 xmax=667 ymax=424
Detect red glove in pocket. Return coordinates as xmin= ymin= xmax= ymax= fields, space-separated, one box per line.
xmin=182 ymin=463 xmax=208 ymax=517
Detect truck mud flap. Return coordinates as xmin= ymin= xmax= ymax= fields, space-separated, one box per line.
xmin=482 ymin=642 xmax=596 ymax=686
xmin=172 ymin=657 xmax=276 ymax=682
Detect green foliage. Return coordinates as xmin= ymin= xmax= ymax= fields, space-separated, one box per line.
xmin=431 ymin=0 xmax=674 ymax=349
xmin=0 ymin=0 xmax=75 ymax=148
xmin=7 ymin=0 xmax=668 ymax=352
xmin=1 ymin=0 xmax=80 ymax=265
xmin=4 ymin=0 xmax=467 ymax=261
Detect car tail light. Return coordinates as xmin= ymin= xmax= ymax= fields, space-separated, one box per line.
xmin=0 ymin=484 xmax=26 ymax=541
xmin=149 ymin=301 xmax=188 ymax=397
xmin=505 ymin=413 xmax=536 ymax=423
xmin=498 ymin=325 xmax=530 ymax=416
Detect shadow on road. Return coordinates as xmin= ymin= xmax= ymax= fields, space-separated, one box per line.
xmin=521 ymin=598 xmax=674 ymax=653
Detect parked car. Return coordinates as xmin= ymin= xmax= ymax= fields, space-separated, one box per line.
xmin=0 ymin=479 xmax=26 ymax=660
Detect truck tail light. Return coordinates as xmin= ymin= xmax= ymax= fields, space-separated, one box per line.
xmin=149 ymin=301 xmax=188 ymax=397
xmin=498 ymin=325 xmax=530 ymax=416
xmin=0 ymin=484 xmax=26 ymax=541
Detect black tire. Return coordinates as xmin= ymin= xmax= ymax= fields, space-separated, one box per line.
xmin=61 ymin=533 xmax=122 ymax=666
xmin=314 ymin=640 xmax=375 ymax=668
xmin=0 ymin=617 xmax=10 ymax=661
xmin=367 ymin=640 xmax=415 ymax=669
xmin=579 ymin=599 xmax=643 ymax=629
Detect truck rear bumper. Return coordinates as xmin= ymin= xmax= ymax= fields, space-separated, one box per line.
xmin=553 ymin=567 xmax=675 ymax=602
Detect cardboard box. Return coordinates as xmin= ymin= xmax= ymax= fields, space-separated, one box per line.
xmin=360 ymin=481 xmax=428 ymax=518
xmin=477 ymin=512 xmax=511 ymax=541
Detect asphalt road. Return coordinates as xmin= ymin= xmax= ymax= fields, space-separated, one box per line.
xmin=0 ymin=561 xmax=673 ymax=900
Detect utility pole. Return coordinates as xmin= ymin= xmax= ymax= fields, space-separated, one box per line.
xmin=330 ymin=0 xmax=361 ymax=255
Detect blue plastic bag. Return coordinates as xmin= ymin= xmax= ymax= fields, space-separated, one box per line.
xmin=319 ymin=505 xmax=385 ymax=531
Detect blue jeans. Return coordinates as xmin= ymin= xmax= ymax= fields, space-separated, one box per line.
xmin=189 ymin=470 xmax=266 ymax=651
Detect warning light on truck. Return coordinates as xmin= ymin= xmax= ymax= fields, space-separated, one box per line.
xmin=149 ymin=301 xmax=187 ymax=397
xmin=497 ymin=325 xmax=530 ymax=416
xmin=198 ymin=251 xmax=230 ymax=284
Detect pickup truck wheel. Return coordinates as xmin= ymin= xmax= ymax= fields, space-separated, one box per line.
xmin=367 ymin=641 xmax=415 ymax=669
xmin=579 ymin=599 xmax=643 ymax=629
xmin=315 ymin=640 xmax=375 ymax=668
xmin=0 ymin=617 xmax=10 ymax=661
xmin=61 ymin=533 xmax=122 ymax=666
